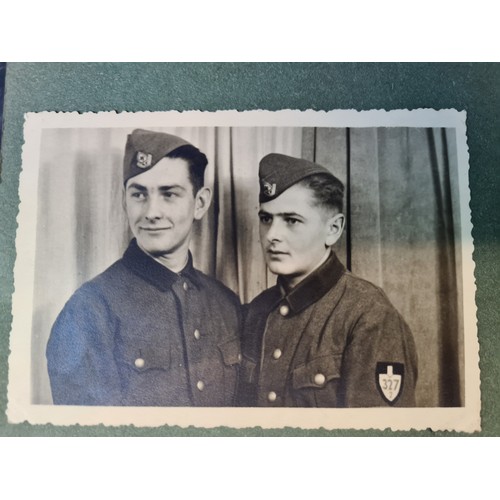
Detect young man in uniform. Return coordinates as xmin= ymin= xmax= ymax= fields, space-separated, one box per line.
xmin=47 ymin=129 xmax=241 ymax=406
xmin=239 ymin=153 xmax=417 ymax=407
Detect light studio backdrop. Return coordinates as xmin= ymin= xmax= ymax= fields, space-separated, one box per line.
xmin=31 ymin=126 xmax=463 ymax=408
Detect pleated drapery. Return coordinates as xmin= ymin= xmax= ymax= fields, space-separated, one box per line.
xmin=31 ymin=126 xmax=464 ymax=407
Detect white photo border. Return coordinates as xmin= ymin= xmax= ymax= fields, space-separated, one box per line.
xmin=7 ymin=109 xmax=480 ymax=432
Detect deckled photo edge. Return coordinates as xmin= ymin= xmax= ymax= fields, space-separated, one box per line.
xmin=6 ymin=109 xmax=480 ymax=433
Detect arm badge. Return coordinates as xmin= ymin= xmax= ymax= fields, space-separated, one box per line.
xmin=376 ymin=362 xmax=404 ymax=405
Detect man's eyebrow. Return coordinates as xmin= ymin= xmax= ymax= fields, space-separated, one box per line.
xmin=258 ymin=210 xmax=303 ymax=218
xmin=127 ymin=183 xmax=147 ymax=191
xmin=158 ymin=184 xmax=186 ymax=192
xmin=127 ymin=183 xmax=186 ymax=191
xmin=280 ymin=212 xmax=303 ymax=218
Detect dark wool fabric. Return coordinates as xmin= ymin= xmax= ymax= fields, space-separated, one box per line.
xmin=47 ymin=239 xmax=241 ymax=406
xmin=239 ymin=252 xmax=418 ymax=407
xmin=258 ymin=152 xmax=333 ymax=202
xmin=123 ymin=129 xmax=190 ymax=184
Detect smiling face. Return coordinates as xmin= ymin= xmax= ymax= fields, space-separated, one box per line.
xmin=124 ymin=157 xmax=211 ymax=269
xmin=259 ymin=182 xmax=344 ymax=288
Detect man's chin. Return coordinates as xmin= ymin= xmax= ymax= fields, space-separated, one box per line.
xmin=137 ymin=239 xmax=173 ymax=257
xmin=266 ymin=261 xmax=294 ymax=277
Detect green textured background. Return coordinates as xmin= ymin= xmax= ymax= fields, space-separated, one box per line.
xmin=1 ymin=62 xmax=498 ymax=436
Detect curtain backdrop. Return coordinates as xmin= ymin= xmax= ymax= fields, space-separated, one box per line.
xmin=31 ymin=126 xmax=464 ymax=408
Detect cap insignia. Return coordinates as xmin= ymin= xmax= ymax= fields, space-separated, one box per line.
xmin=136 ymin=151 xmax=153 ymax=169
xmin=262 ymin=180 xmax=276 ymax=197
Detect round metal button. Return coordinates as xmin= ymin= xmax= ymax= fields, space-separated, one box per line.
xmin=279 ymin=304 xmax=289 ymax=316
xmin=194 ymin=329 xmax=201 ymax=340
xmin=272 ymin=348 xmax=282 ymax=360
xmin=314 ymin=373 xmax=326 ymax=386
xmin=134 ymin=358 xmax=145 ymax=369
xmin=196 ymin=380 xmax=205 ymax=391
xmin=267 ymin=391 xmax=277 ymax=402
xmin=183 ymin=282 xmax=189 ymax=291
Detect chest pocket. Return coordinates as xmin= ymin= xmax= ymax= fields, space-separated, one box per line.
xmin=293 ymin=354 xmax=342 ymax=388
xmin=117 ymin=342 xmax=171 ymax=373
xmin=292 ymin=354 xmax=342 ymax=407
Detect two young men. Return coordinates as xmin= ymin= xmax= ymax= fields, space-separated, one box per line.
xmin=47 ymin=130 xmax=417 ymax=408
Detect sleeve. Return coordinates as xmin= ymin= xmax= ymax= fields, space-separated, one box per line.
xmin=340 ymin=292 xmax=418 ymax=407
xmin=46 ymin=286 xmax=123 ymax=406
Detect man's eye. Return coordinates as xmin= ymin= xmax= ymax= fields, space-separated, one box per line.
xmin=163 ymin=192 xmax=176 ymax=199
xmin=259 ymin=215 xmax=272 ymax=224
xmin=131 ymin=192 xmax=146 ymax=200
xmin=285 ymin=217 xmax=300 ymax=225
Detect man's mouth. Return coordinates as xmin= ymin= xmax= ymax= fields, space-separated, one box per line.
xmin=140 ymin=227 xmax=171 ymax=232
xmin=267 ymin=249 xmax=289 ymax=256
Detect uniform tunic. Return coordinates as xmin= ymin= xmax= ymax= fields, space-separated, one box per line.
xmin=239 ymin=252 xmax=418 ymax=407
xmin=47 ymin=239 xmax=241 ymax=406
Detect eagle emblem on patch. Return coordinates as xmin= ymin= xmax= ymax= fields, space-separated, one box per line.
xmin=376 ymin=362 xmax=404 ymax=405
xmin=262 ymin=180 xmax=276 ymax=197
xmin=136 ymin=151 xmax=153 ymax=169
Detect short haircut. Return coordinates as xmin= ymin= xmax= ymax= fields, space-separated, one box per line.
xmin=298 ymin=173 xmax=344 ymax=214
xmin=166 ymin=145 xmax=208 ymax=195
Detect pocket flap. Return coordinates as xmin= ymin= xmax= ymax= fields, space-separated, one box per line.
xmin=292 ymin=354 xmax=342 ymax=389
xmin=122 ymin=345 xmax=171 ymax=372
xmin=218 ymin=338 xmax=241 ymax=366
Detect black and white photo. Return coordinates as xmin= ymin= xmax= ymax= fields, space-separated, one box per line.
xmin=7 ymin=109 xmax=479 ymax=431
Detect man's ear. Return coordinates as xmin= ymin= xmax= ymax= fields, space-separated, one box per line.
xmin=193 ymin=186 xmax=212 ymax=220
xmin=325 ymin=212 xmax=345 ymax=247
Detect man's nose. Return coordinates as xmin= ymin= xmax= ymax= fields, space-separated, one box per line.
xmin=265 ymin=219 xmax=282 ymax=242
xmin=144 ymin=195 xmax=162 ymax=221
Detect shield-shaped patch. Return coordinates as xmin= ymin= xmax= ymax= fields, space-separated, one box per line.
xmin=376 ymin=362 xmax=404 ymax=405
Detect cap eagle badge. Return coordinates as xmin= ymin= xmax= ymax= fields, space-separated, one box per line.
xmin=262 ymin=180 xmax=276 ymax=197
xmin=136 ymin=151 xmax=153 ymax=169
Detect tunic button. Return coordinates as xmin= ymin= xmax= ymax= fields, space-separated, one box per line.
xmin=314 ymin=373 xmax=326 ymax=386
xmin=134 ymin=358 xmax=145 ymax=369
xmin=194 ymin=329 xmax=201 ymax=340
xmin=238 ymin=353 xmax=242 ymax=362
xmin=183 ymin=281 xmax=189 ymax=291
xmin=272 ymin=348 xmax=282 ymax=360
xmin=279 ymin=304 xmax=289 ymax=316
xmin=197 ymin=380 xmax=205 ymax=391
xmin=267 ymin=391 xmax=277 ymax=402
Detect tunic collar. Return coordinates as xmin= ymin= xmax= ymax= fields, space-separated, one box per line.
xmin=122 ymin=238 xmax=201 ymax=292
xmin=277 ymin=251 xmax=345 ymax=315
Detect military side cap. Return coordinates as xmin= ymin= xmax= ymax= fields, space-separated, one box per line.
xmin=259 ymin=153 xmax=334 ymax=202
xmin=123 ymin=129 xmax=191 ymax=184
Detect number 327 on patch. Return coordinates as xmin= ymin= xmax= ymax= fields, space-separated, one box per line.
xmin=376 ymin=362 xmax=404 ymax=405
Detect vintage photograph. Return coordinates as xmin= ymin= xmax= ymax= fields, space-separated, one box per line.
xmin=7 ymin=109 xmax=479 ymax=431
